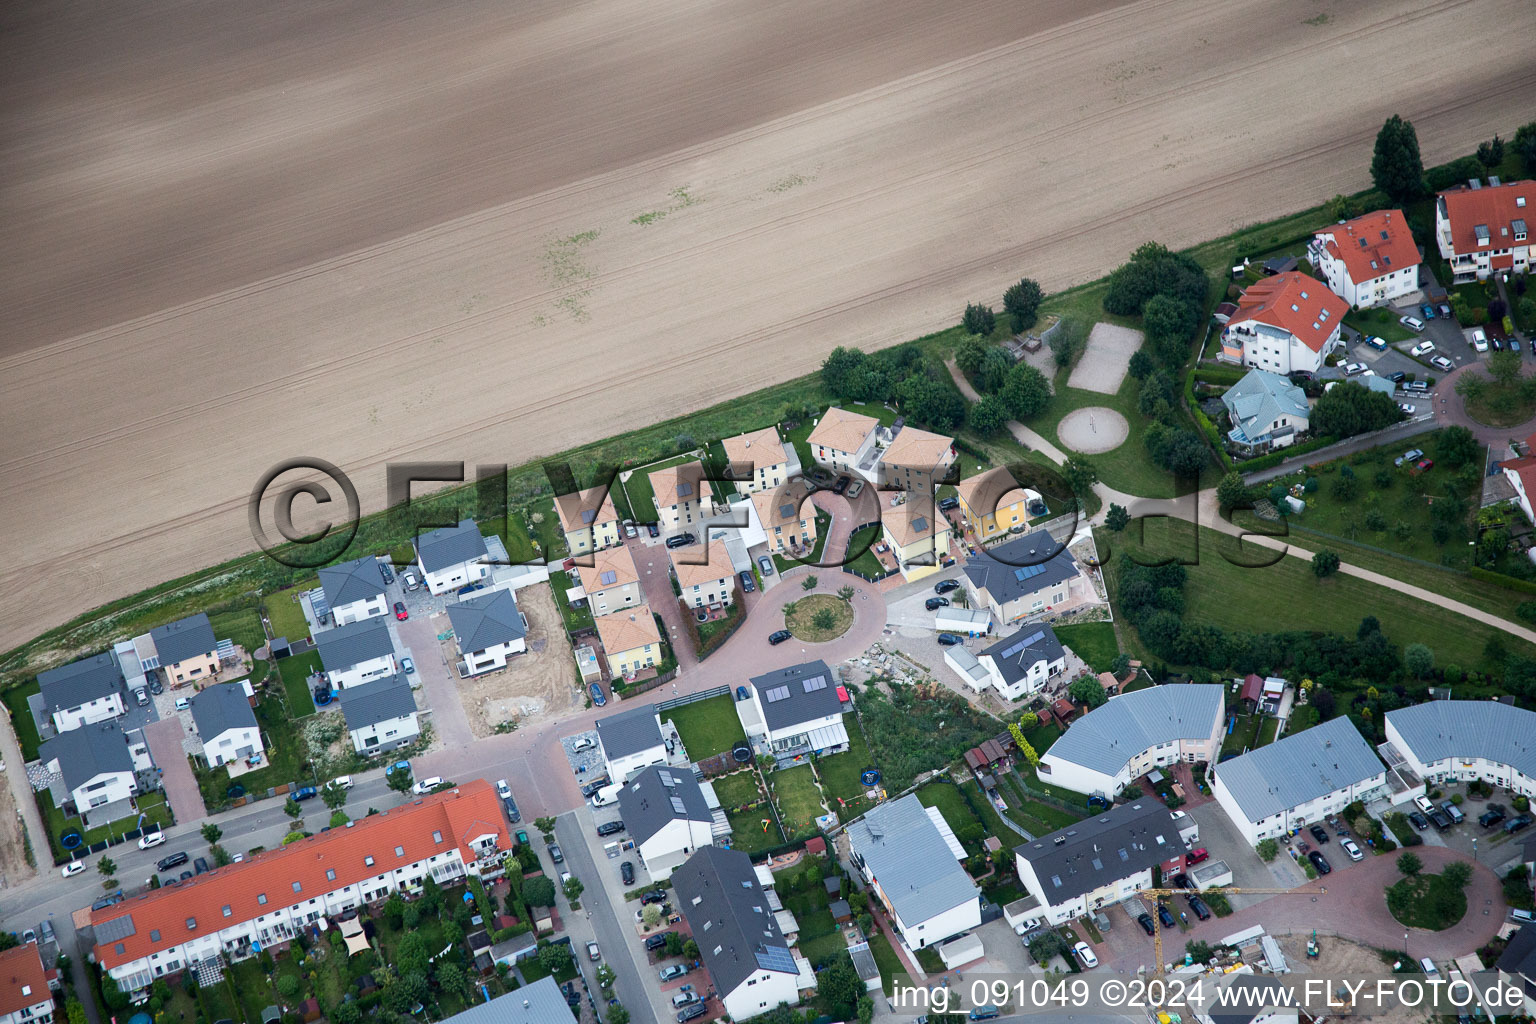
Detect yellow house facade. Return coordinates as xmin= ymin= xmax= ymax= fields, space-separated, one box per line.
xmin=554 ymin=486 xmax=623 ymax=556
xmin=956 ymin=468 xmax=1032 ymax=540
xmin=595 ymin=604 xmax=663 ymax=679
xmin=881 ymin=500 xmax=952 ymax=581
xmin=750 ymin=487 xmax=818 ymax=556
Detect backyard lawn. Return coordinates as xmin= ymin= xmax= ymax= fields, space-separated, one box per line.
xmin=1344 ymin=307 xmax=1417 ymax=343
xmin=3 ymin=679 xmax=42 ymax=759
xmin=209 ymin=605 xmax=267 ymax=655
xmin=815 ymin=725 xmax=879 ymax=822
xmin=277 ymin=649 xmax=321 ymax=717
xmin=770 ymin=764 xmax=827 ymax=839
xmin=660 ymin=694 xmax=746 ymax=759
xmin=1053 ymin=621 xmax=1119 ymax=673
xmin=710 ymin=769 xmax=764 ymax=809
xmin=842 ymin=524 xmax=885 ymax=577
xmin=1221 ymin=713 xmax=1262 ymax=757
xmin=264 ymin=585 xmax=313 ymax=641
xmin=40 ymin=789 xmax=173 ymax=858
xmin=725 ymin=806 xmax=785 ymax=854
xmin=550 ymin=576 xmax=595 ymax=633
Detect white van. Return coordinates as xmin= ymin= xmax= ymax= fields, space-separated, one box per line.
xmin=1420 ymin=957 xmax=1439 ymax=977
xmin=329 ymin=776 xmax=353 ymax=791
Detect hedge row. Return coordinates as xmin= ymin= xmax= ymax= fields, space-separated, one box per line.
xmin=1468 ymin=566 xmax=1536 ymax=596
xmin=1236 ymin=434 xmax=1343 ymax=476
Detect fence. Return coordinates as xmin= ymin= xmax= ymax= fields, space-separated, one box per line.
xmin=615 ymin=668 xmax=679 ymax=699
xmin=656 ymin=685 xmax=731 ymax=714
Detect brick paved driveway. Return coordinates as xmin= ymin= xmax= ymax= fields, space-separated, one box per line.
xmin=143 ymin=716 xmax=207 ymax=823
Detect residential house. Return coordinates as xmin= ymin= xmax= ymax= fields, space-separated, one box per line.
xmin=593 ymin=606 xmax=663 ymax=680
xmin=435 ymin=978 xmax=568 ymax=1024
xmin=976 ymin=624 xmax=1066 ymax=701
xmin=415 ymin=520 xmax=490 ymax=596
xmin=38 ymin=653 xmax=125 ymax=733
xmin=648 ymin=462 xmax=712 ymax=534
xmin=961 ymin=531 xmax=1096 ymax=624
xmin=575 ymin=546 xmax=643 ymax=617
xmin=670 ymin=847 xmax=801 ymax=1022
xmin=314 ymin=619 xmax=396 ymax=691
xmin=0 ymin=941 xmax=53 ymax=1024
xmin=317 ymin=556 xmax=390 ymax=626
xmin=189 ymin=683 xmax=263 ymax=769
xmin=956 ymin=468 xmax=1037 ymax=541
xmin=1385 ymin=701 xmax=1536 ymax=799
xmin=1436 ymin=178 xmax=1533 ymax=283
xmin=1014 ymin=800 xmax=1199 ymax=925
xmin=1039 ymin=684 xmax=1225 ymax=798
xmin=880 ymin=499 xmax=953 ymax=580
xmin=749 ymin=486 xmax=819 ymax=557
xmin=617 ymin=764 xmax=715 ymax=879
xmin=90 ymin=782 xmax=507 ymax=997
xmin=671 ymin=541 xmax=737 ymax=610
xmin=447 ymin=589 xmax=527 ymax=677
xmin=336 ymin=674 xmax=420 ymax=753
xmin=847 ymin=793 xmax=981 ymax=950
xmin=38 ymin=720 xmax=138 ymax=815
xmin=806 ymin=407 xmax=879 ymax=478
xmin=1221 ymin=369 xmax=1311 ymax=453
xmin=149 ymin=614 xmax=220 ymax=688
xmin=1308 ymin=209 xmax=1421 ymax=307
xmin=878 ymin=425 xmax=957 ymax=493
xmin=1210 ymin=717 xmax=1387 ymax=844
xmin=1501 ymin=435 xmax=1536 ymax=525
xmin=738 ymin=661 xmax=851 ymax=762
xmin=1496 ymin=925 xmax=1536 ymax=1015
xmin=1220 ymin=272 xmax=1347 ymax=375
xmin=553 ymin=486 xmax=623 ymax=556
xmin=593 ymin=703 xmax=668 ymax=784
xmin=721 ymin=427 xmax=796 ymax=494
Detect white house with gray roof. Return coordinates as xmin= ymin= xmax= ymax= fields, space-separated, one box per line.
xmin=317 ymin=556 xmax=390 ymax=626
xmin=189 ymin=683 xmax=262 ymax=768
xmin=738 ymin=660 xmax=851 ymax=762
xmin=38 ymin=652 xmax=126 ymax=733
xmin=1385 ymin=701 xmax=1536 ymax=799
xmin=961 ymin=531 xmax=1099 ymax=625
xmin=1221 ymin=369 xmax=1310 ymax=453
xmin=1211 ymin=716 xmax=1387 ymax=844
xmin=314 ymin=619 xmax=396 ymax=691
xmin=1040 ymin=684 xmax=1226 ymax=798
xmin=977 ymin=624 xmax=1066 ymax=700
xmin=38 ymin=720 xmax=139 ymax=814
xmin=448 ymin=589 xmax=527 ymax=677
xmin=437 ymin=978 xmax=568 ymax=1024
xmin=617 ymin=764 xmax=715 ymax=879
xmin=847 ymin=793 xmax=981 ymax=950
xmin=415 ymin=519 xmax=490 ymax=596
xmin=336 ymin=674 xmax=420 ymax=753
xmin=593 ymin=703 xmax=668 ymax=784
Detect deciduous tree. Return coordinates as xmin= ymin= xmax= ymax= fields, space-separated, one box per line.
xmin=962 ymin=303 xmax=996 ymax=336
xmin=1003 ymin=278 xmax=1045 ymax=332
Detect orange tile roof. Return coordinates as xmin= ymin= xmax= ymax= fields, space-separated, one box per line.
xmin=672 ymin=541 xmax=735 ymax=589
xmin=648 ymin=462 xmax=710 ymax=509
xmin=882 ymin=499 xmax=951 ymax=548
xmin=0 ymin=943 xmax=47 ymax=1017
xmin=880 ymin=425 xmax=955 ymax=470
xmin=1230 ymin=272 xmax=1347 ymax=353
xmin=554 ymin=486 xmax=620 ymax=534
xmin=1439 ymin=180 xmax=1534 ymax=254
xmin=1504 ymin=454 xmax=1536 ymax=503
xmin=90 ymin=781 xmax=506 ymax=970
xmin=1315 ymin=208 xmax=1419 ymax=283
xmin=955 ymin=468 xmax=1029 ymax=517
xmin=594 ymin=604 xmax=661 ymax=655
xmin=576 ymin=544 xmax=639 ymax=595
xmin=750 ymin=488 xmax=815 ymax=531
xmin=721 ymin=427 xmax=788 ymax=471
xmin=807 ymin=407 xmax=879 ymax=454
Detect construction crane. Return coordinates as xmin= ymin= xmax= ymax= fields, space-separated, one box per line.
xmin=1131 ymin=884 xmax=1323 ymax=979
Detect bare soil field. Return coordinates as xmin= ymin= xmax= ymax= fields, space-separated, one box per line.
xmin=1 ymin=0 xmax=1531 ymax=653
xmin=450 ymin=585 xmax=581 ymax=739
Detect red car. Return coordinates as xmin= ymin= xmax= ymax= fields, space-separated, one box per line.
xmin=1414 ymin=458 xmax=1434 ymax=472
xmin=1186 ymin=847 xmax=1209 ymax=866
xmin=394 ymin=602 xmax=408 ymax=620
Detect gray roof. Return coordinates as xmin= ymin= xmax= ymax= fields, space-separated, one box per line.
xmin=962 ymin=531 xmax=1079 ymax=606
xmin=336 ymin=674 xmax=417 ymax=730
xmin=594 ymin=703 xmax=664 ymax=761
xmin=415 ymin=519 xmax=488 ymax=574
xmin=1044 ymin=684 xmax=1225 ymax=779
xmin=847 ymin=794 xmax=979 ymax=928
xmin=1386 ymin=700 xmax=1536 ymax=782
xmin=149 ymin=613 xmax=217 ymax=666
xmin=189 ymin=683 xmax=257 ymax=740
xmin=981 ymin=624 xmax=1065 ymax=685
xmin=447 ymin=589 xmax=527 ymax=654
xmin=318 ymin=556 xmax=387 ymax=608
xmin=749 ymin=660 xmax=845 ymax=733
xmin=1014 ymin=800 xmax=1188 ymax=904
xmin=671 ymin=847 xmax=796 ymax=996
xmin=1498 ymin=925 xmax=1536 ymax=982
xmin=39 ymin=720 xmax=135 ymax=791
xmin=38 ymin=653 xmax=124 ymax=713
xmin=617 ymin=764 xmax=713 ymax=846
xmin=314 ymin=619 xmax=395 ymax=674
xmin=1221 ymin=369 xmax=1309 ymax=439
xmin=436 ymin=977 xmax=569 ymax=1024
xmin=1211 ymin=716 xmax=1384 ymax=825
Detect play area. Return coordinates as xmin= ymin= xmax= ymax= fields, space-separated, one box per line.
xmin=1057 ymin=406 xmax=1129 ymax=454
xmin=1066 ymin=322 xmax=1145 ymax=394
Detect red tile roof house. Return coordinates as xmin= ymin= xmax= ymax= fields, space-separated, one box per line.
xmin=1435 ymin=178 xmax=1533 ymax=283
xmin=0 ymin=941 xmax=53 ymax=1024
xmin=1219 ymin=271 xmax=1348 ymax=376
xmin=1502 ymin=434 xmax=1536 ymax=526
xmin=89 ymin=781 xmax=508 ymax=998
xmin=1308 ymin=208 xmax=1421 ymax=308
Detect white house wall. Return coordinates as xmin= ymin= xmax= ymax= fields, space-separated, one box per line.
xmin=721 ymin=968 xmax=800 ymax=1022
xmin=1211 ymin=769 xmax=1388 ymax=845
xmin=332 ymin=594 xmax=389 ymax=627
xmin=604 ymin=744 xmax=669 ymax=785
xmin=421 ymin=559 xmax=490 ymax=597
xmin=71 ymin=770 xmax=137 ymax=811
xmin=204 ymin=726 xmax=263 ymax=768
xmin=326 ymin=653 xmax=396 ymax=691
xmin=348 ymin=713 xmax=420 ymax=754
xmin=52 ymin=692 xmax=126 ymax=733
xmin=1385 ymin=719 xmax=1536 ymax=798
xmin=464 ymin=637 xmax=526 ymax=675
xmin=891 ymin=896 xmax=980 ymax=951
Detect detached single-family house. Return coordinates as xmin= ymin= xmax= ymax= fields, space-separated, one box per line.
xmin=1501 ymin=435 xmax=1536 ymax=525
xmin=956 ymin=468 xmax=1037 ymax=541
xmin=878 ymin=424 xmax=956 ymax=493
xmin=807 ymin=407 xmax=880 ymax=478
xmin=1210 ymin=717 xmax=1387 ymax=845
xmin=415 ymin=520 xmax=490 ymax=596
xmin=38 ymin=720 xmax=138 ymax=814
xmin=881 ymin=499 xmax=952 ymax=580
xmin=1496 ymin=925 xmax=1536 ymax=1016
xmin=617 ymin=764 xmax=715 ymax=879
xmin=738 ymin=661 xmax=851 ymax=762
xmin=976 ymin=624 xmax=1066 ymax=700
xmin=847 ymin=793 xmax=981 ymax=950
xmin=1220 ymin=272 xmax=1347 ymax=375
xmin=671 ymin=847 xmax=801 ymax=1022
xmin=721 ymin=427 xmax=795 ymax=494
xmin=38 ymin=653 xmax=125 ymax=733
xmin=671 ymin=540 xmax=736 ymax=609
xmin=1039 ymin=684 xmax=1225 ymax=798
xmin=448 ymin=589 xmax=528 ymax=676
xmin=593 ymin=702 xmax=668 ymax=783
xmin=961 ymin=531 xmax=1096 ymax=624
xmin=0 ymin=941 xmax=53 ymax=1024
xmin=435 ymin=979 xmax=569 ymax=1024
xmin=593 ymin=606 xmax=663 ymax=680
xmin=750 ymin=487 xmax=819 ymax=557
xmin=314 ymin=619 xmax=396 ymax=691
xmin=649 ymin=462 xmax=712 ymax=534
xmin=1385 ymin=700 xmax=1536 ymax=799
xmin=317 ymin=556 xmax=390 ymax=626
xmin=336 ymin=673 xmax=420 ymax=753
xmin=149 ymin=613 xmax=220 ymax=687
xmin=1436 ymin=178 xmax=1533 ymax=283
xmin=1221 ymin=369 xmax=1311 ymax=453
xmin=1309 ymin=208 xmax=1421 ymax=307
xmin=553 ymin=485 xmax=623 ymax=556
xmin=575 ymin=546 xmax=642 ymax=617
xmin=189 ymin=682 xmax=263 ymax=768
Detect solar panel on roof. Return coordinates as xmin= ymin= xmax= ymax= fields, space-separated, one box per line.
xmin=676 ymin=483 xmax=693 ymax=497
xmin=779 ymin=503 xmax=795 ymax=519
xmin=600 ymin=570 xmax=617 ymax=585
xmin=658 ymin=769 xmax=675 ymax=786
xmin=756 ymin=945 xmax=797 ymax=974
xmin=911 ymin=516 xmax=928 ymax=533
xmin=96 ymin=915 xmax=136 ymax=942
xmin=671 ymin=796 xmax=687 ymax=814
xmin=581 ymin=508 xmax=597 ymax=524
xmin=1013 ymin=564 xmax=1045 ymax=582
xmin=765 ymin=686 xmax=791 ymax=703
xmin=998 ymin=630 xmax=1046 ymax=660
xmin=802 ymin=676 xmax=827 ymax=693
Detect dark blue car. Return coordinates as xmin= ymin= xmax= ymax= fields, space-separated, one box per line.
xmin=294 ymin=786 xmax=318 ymax=801
xmin=590 ymin=683 xmax=607 ymax=707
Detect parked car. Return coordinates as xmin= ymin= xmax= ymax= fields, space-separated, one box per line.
xmin=1136 ymin=912 xmax=1156 ymax=935
xmin=739 ymin=570 xmax=755 ymax=593
xmin=1480 ymin=806 xmax=1506 ymax=828
xmin=832 ymin=475 xmax=851 ymax=495
xmin=587 ymin=941 xmax=601 ymax=961
xmin=1308 ymin=850 xmax=1332 ymax=875
xmin=138 ymin=829 xmax=166 ymax=850
xmin=548 ymin=842 xmax=564 ymax=863
xmin=1438 ymin=303 xmax=1453 ymax=318
xmin=677 ymin=1004 xmax=708 ymax=1023
xmin=1493 ymin=335 xmax=1505 ymax=351
xmin=624 ymin=520 xmax=638 ymax=538
xmin=1415 ymin=458 xmax=1434 ymax=472
xmin=1512 ymin=339 xmax=1522 ymax=352
xmin=134 ymin=687 xmax=150 ymax=706
xmin=621 ymin=861 xmax=636 ymax=885
xmin=1505 ymin=815 xmax=1533 ymax=835
xmin=672 ymin=987 xmax=699 ymax=1009
xmin=1339 ymin=838 xmax=1363 ymax=861
xmin=157 ymin=852 xmax=189 ymax=872
xmin=61 ymin=860 xmax=87 ymax=878
xmin=1343 ymin=361 xmax=1367 ymax=376
xmin=394 ymin=601 xmax=409 ymax=620
xmin=148 ymin=677 xmax=163 ymax=695
xmin=1309 ymin=824 xmax=1329 ymax=844
xmin=644 ymin=932 xmax=669 ymax=951
xmin=847 ymin=479 xmax=865 ymax=499
xmin=412 ymin=777 xmax=444 ymax=794
xmin=938 ymin=496 xmax=960 ymax=512
xmin=934 ymin=579 xmax=961 ymax=594
xmin=1157 ymin=904 xmax=1176 ymax=928
xmin=758 ymin=555 xmax=775 ymax=576
xmin=659 ymin=964 xmax=690 ymax=982
xmin=1171 ymin=873 xmax=1192 ymax=889
xmin=1399 ymin=402 xmax=1416 ymax=414
xmin=1442 ymin=801 xmax=1465 ymax=824
xmin=1407 ymin=810 xmax=1429 ymax=830
xmin=1388 ymin=370 xmax=1406 ymax=383
xmin=1401 ymin=315 xmax=1426 ymax=332
xmin=936 ymin=633 xmax=965 ymax=646
xmin=496 ymin=778 xmax=513 ymax=800
xmin=579 ymin=777 xmax=610 ymax=797
xmin=641 ymin=888 xmax=670 ymax=905
xmin=1408 ymin=380 xmax=1429 ymax=392
xmin=926 ymin=596 xmax=951 ymax=611
xmin=1395 ymin=448 xmax=1425 ymax=467
xmin=1410 ymin=340 xmax=1436 ymax=358
xmin=1431 ymin=355 xmax=1455 ymax=372
xmin=194 ymin=857 xmax=210 ymax=875
xmin=386 ymin=759 xmax=411 ymax=776
xmin=664 ymin=533 xmax=696 ymax=549
xmin=1188 ymin=896 xmax=1211 ymax=920
xmin=768 ymin=629 xmax=793 ymax=645
xmin=1421 ymin=304 xmax=1436 ymax=320
xmin=1365 ymin=335 xmax=1388 ymax=350
xmin=402 ymin=569 xmax=421 ymax=590
xmin=589 ymin=682 xmax=607 ymax=707
xmin=379 ymin=561 xmax=395 ymax=584
xmin=1072 ymin=941 xmax=1098 ymax=969
xmin=571 ymin=737 xmax=596 ymax=753
xmin=174 ymin=695 xmax=191 ymax=711
xmin=400 ymin=656 xmax=415 ymax=674
xmin=1186 ymin=848 xmax=1209 ymax=866
xmin=1428 ymin=808 xmax=1454 ymax=830
xmin=596 ymin=820 xmax=625 ymax=837
xmin=294 ymin=785 xmax=318 ymax=801
xmin=1470 ymin=328 xmax=1489 ymax=352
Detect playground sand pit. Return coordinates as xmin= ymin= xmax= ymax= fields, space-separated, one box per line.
xmin=1057 ymin=407 xmax=1128 ymax=454
xmin=1067 ymin=323 xmax=1145 ymax=395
